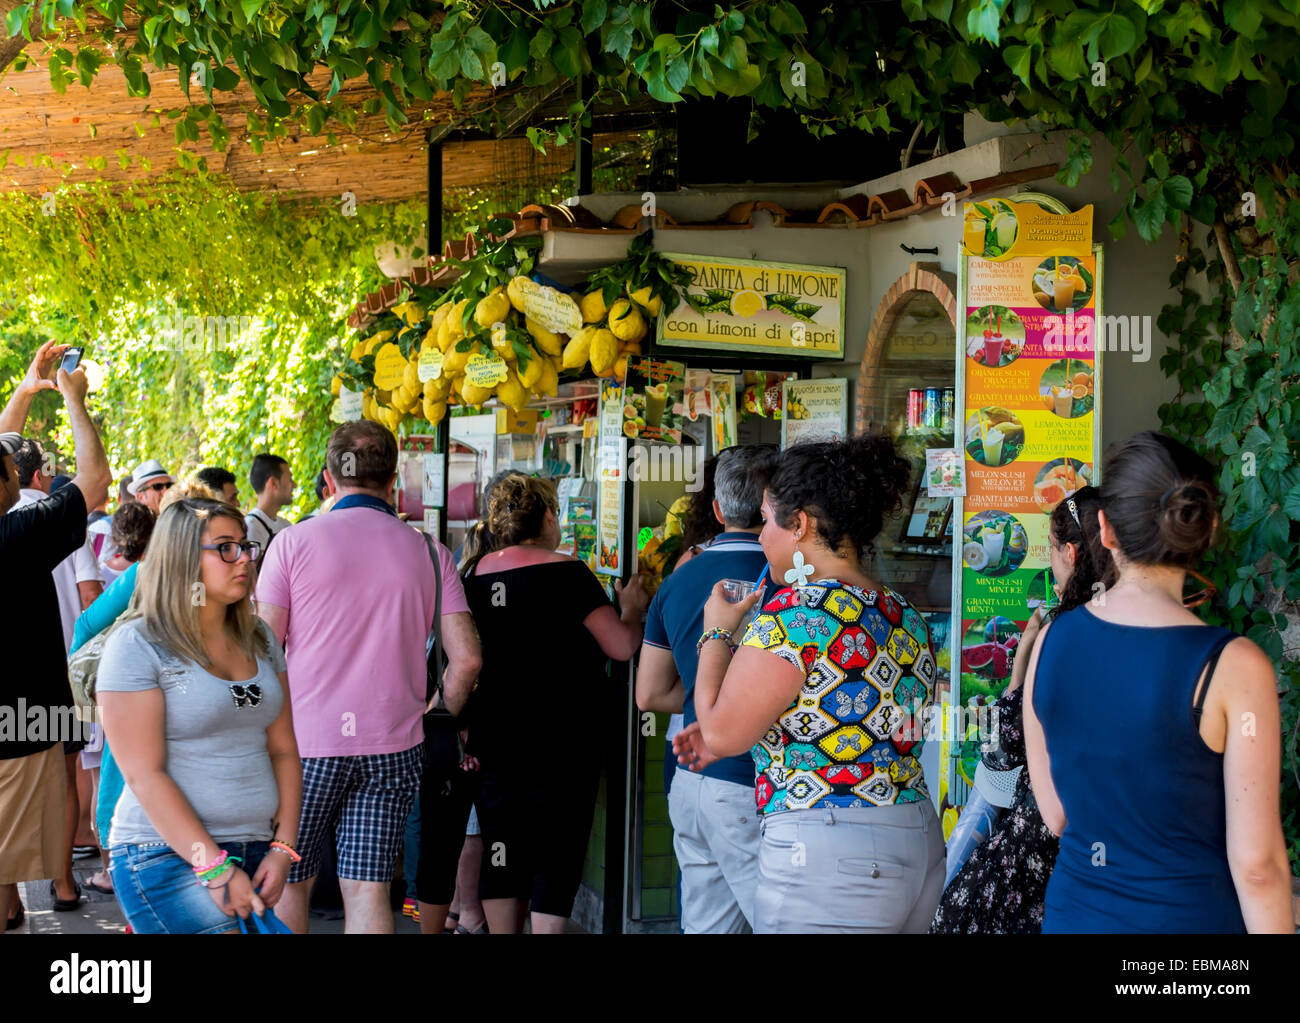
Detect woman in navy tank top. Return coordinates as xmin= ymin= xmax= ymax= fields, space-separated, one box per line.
xmin=1023 ymin=432 xmax=1292 ymax=933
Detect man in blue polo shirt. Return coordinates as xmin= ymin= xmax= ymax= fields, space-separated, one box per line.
xmin=636 ymin=443 xmax=779 ymax=933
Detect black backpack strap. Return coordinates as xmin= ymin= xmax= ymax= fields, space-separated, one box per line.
xmin=1192 ymin=632 xmax=1236 ymax=724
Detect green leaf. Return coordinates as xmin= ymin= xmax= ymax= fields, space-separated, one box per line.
xmin=581 ymin=0 xmax=608 ymax=35
xmin=719 ymin=34 xmax=747 ymax=71
xmin=320 ymin=13 xmax=337 ymax=51
xmin=1224 ymin=0 xmax=1264 ymax=37
xmin=1133 ymin=191 xmax=1168 ymax=241
xmin=1163 ymin=174 xmax=1193 ymax=211
xmin=1099 ymin=13 xmax=1137 ymax=60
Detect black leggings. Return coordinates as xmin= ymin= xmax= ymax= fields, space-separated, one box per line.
xmin=414 ymin=727 xmax=479 ymax=905
xmin=475 ymin=759 xmax=599 ymax=917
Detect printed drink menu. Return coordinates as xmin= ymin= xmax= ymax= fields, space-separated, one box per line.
xmin=955 ymin=198 xmax=1101 ymax=795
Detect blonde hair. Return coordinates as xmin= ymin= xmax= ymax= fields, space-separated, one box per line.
xmin=159 ymin=478 xmax=222 ymax=513
xmin=127 ymin=497 xmax=268 ymax=667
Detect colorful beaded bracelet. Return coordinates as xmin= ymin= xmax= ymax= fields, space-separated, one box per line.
xmin=269 ymin=841 xmax=302 ymax=863
xmin=696 ymin=627 xmax=733 ymax=655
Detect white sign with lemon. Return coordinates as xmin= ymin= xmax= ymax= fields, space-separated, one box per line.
xmin=655 ymin=253 xmax=846 ymax=359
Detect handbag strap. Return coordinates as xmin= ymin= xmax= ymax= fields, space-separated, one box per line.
xmin=1192 ymin=632 xmax=1236 ymax=724
xmin=423 ymin=532 xmax=444 ymax=700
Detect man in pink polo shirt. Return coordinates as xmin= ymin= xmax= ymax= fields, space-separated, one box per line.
xmin=256 ymin=420 xmax=482 ymax=934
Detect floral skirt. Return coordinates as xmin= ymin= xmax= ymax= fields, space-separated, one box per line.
xmin=929 ymin=789 xmax=1060 ymax=934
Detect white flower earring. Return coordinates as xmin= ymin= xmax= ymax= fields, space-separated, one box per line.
xmin=784 ymin=529 xmax=816 ymax=588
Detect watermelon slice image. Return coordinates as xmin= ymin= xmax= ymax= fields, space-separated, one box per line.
xmin=961 ymin=642 xmax=996 ymax=672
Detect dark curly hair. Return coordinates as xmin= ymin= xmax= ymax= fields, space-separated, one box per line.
xmin=111 ymin=501 xmax=157 ymax=563
xmin=766 ymin=434 xmax=912 ymax=563
xmin=1049 ymin=486 xmax=1114 ymax=614
xmin=486 ymin=473 xmax=558 ymax=548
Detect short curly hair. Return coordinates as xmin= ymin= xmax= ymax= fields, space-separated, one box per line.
xmin=111 ymin=502 xmax=157 ymax=563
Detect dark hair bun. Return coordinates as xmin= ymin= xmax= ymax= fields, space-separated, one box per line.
xmin=1158 ymin=482 xmax=1216 ymax=557
xmin=487 ymin=474 xmax=556 ymax=547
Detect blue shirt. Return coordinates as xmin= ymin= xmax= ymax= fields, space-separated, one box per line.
xmin=72 ymin=560 xmax=139 ymax=654
xmin=644 ymin=532 xmax=772 ymax=788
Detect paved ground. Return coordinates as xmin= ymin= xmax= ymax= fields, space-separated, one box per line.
xmin=11 ymin=857 xmax=583 ymax=934
xmin=13 ymin=857 xmax=425 ymax=935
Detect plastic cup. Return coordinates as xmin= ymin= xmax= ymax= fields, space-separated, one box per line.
xmin=983 ymin=336 xmax=1003 ymax=366
xmin=720 ymin=578 xmax=756 ymax=603
xmin=645 ymin=384 xmax=668 ymax=427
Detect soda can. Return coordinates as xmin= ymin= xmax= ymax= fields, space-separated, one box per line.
xmin=941 ymin=387 xmax=955 ymax=431
xmin=907 ymin=389 xmax=922 ymax=430
xmin=923 ymin=387 xmax=940 ymax=429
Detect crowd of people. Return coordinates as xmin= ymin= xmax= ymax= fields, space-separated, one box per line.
xmin=0 ymin=339 xmax=1293 ymax=935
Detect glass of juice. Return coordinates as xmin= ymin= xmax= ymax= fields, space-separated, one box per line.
xmin=983 ymin=334 xmax=1003 ymax=367
xmin=981 ymin=528 xmax=1005 ymax=568
xmin=993 ymin=211 xmax=1017 ymax=249
xmin=983 ymin=424 xmax=1005 ymax=464
xmin=1053 ymin=385 xmax=1074 ymax=418
xmin=645 ymin=383 xmax=668 ymax=427
xmin=964 ymin=217 xmax=986 ymax=254
xmin=1053 ymin=274 xmax=1076 ymax=311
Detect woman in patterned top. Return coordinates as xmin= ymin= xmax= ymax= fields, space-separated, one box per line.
xmin=692 ymin=435 xmax=944 ymax=933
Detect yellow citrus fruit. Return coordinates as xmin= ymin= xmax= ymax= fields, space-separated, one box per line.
xmin=506 ymin=274 xmax=529 ymax=313
xmin=627 ymin=284 xmax=662 ymax=317
xmin=428 ymin=302 xmax=452 ymax=332
xmin=579 ymin=289 xmax=608 ymax=324
xmin=612 ymin=354 xmax=629 ymax=381
xmin=443 ymin=343 xmax=472 ymax=375
xmin=402 ymin=359 xmax=420 ymax=392
xmin=525 ymin=317 xmax=563 ymax=356
xmin=519 ymin=349 xmax=545 ymax=389
xmin=460 ymin=380 xmax=494 ymax=406
xmin=563 ymin=326 xmax=596 ymax=370
xmin=490 ymin=322 xmax=516 ymax=362
xmin=422 ymin=397 xmax=447 ymax=425
xmin=538 ymin=358 xmax=559 ymax=397
xmin=496 ymin=373 xmax=529 ymax=412
xmin=607 ymin=299 xmax=645 ymax=342
xmin=390 ymin=301 xmax=425 ymax=328
xmin=330 ymin=375 xmax=343 ymax=397
xmin=589 ymin=328 xmax=618 ymax=375
xmin=622 ymin=340 xmax=643 ymax=356
xmin=730 ymin=289 xmax=765 ymax=317
xmin=474 ymin=287 xmax=511 ymax=330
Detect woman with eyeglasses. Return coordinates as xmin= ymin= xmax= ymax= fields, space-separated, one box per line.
xmin=97 ymin=497 xmax=302 ymax=933
xmin=931 ymin=487 xmax=1111 ymax=933
xmin=1024 ymin=432 xmax=1292 ymax=933
xmin=462 ymin=473 xmax=648 ymax=933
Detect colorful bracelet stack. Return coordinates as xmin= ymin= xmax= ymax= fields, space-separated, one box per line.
xmin=269 ymin=839 xmax=302 ymax=863
xmin=193 ymin=850 xmax=242 ymax=888
xmin=696 ymin=627 xmax=733 ymax=655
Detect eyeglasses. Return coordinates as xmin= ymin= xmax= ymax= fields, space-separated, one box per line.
xmin=1183 ymin=568 xmax=1217 ymax=609
xmin=200 ymin=541 xmax=262 ymax=563
xmin=229 ymin=683 xmax=263 ymax=709
xmin=143 ymin=481 xmax=172 ymax=494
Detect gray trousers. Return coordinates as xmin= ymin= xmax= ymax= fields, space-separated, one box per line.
xmin=668 ymin=768 xmax=760 ymax=933
xmin=753 ymin=800 xmax=946 ymax=934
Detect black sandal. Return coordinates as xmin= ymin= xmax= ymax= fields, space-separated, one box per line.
xmin=50 ymin=880 xmax=84 ymax=912
xmin=4 ymin=901 xmax=23 ymax=931
xmin=443 ymin=911 xmax=459 ymax=934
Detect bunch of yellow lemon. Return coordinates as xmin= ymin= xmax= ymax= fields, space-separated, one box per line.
xmin=337 ymin=271 xmax=669 ymax=437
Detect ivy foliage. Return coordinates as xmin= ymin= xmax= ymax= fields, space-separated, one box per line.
xmin=0 ymin=174 xmax=426 ymax=517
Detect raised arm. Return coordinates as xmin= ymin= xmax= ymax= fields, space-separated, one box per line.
xmin=60 ymin=366 xmax=111 ymax=513
xmin=0 ymin=340 xmax=63 ymax=435
xmin=1214 ymin=639 xmax=1293 ymax=933
xmin=583 ymin=574 xmax=649 ymax=662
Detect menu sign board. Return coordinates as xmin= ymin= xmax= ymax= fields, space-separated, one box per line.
xmin=945 ymin=197 xmax=1103 ymax=832
xmin=656 ymin=253 xmax=846 ymax=359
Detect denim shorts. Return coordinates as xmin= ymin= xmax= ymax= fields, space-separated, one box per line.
xmin=109 ymin=840 xmax=272 ymax=934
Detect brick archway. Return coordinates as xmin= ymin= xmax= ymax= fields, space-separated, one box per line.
xmin=855 ymin=262 xmax=959 ymax=434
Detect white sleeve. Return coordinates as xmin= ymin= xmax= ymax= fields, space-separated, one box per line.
xmin=244 ymin=512 xmax=268 ymax=548
xmin=73 ymin=535 xmax=100 ymax=584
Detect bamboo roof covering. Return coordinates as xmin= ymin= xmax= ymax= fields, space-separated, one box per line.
xmin=0 ymin=34 xmax=642 ymax=204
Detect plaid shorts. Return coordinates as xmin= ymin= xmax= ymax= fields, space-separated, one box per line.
xmin=289 ymin=745 xmax=423 ymax=884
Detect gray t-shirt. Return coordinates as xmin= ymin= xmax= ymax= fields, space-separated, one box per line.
xmin=98 ymin=617 xmax=287 ymax=847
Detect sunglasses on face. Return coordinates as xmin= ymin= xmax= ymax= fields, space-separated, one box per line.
xmin=200 ymin=541 xmax=262 ymax=563
xmin=143 ymin=481 xmax=173 ymax=494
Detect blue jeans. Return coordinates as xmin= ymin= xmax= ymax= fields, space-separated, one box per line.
xmin=403 ymin=794 xmax=421 ymax=901
xmin=109 ymin=840 xmax=272 ymax=934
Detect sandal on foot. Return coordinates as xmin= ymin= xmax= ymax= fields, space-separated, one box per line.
xmin=5 ymin=902 xmax=23 ymax=931
xmin=442 ymin=910 xmax=459 ymax=934
xmin=84 ymin=877 xmax=114 ymax=896
xmin=50 ymin=881 xmax=84 ymax=912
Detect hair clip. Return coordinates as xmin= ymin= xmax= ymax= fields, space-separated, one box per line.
xmin=1066 ymin=498 xmax=1080 ymax=527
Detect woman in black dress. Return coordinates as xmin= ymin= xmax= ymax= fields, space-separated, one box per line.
xmin=461 ymin=474 xmax=647 ymax=934
xmin=931 ymin=487 xmax=1111 ymax=933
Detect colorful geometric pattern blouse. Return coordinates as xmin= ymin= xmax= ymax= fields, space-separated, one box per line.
xmin=740 ymin=580 xmax=935 ymax=814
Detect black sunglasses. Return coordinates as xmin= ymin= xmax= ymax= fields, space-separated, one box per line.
xmin=200 ymin=540 xmax=262 ymax=563
xmin=143 ymin=481 xmax=172 ymax=494
xmin=229 ymin=683 xmax=263 ymax=709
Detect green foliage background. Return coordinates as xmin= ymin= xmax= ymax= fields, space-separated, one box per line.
xmin=0 ymin=175 xmax=426 ymax=517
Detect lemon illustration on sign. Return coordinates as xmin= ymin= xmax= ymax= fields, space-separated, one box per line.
xmin=730 ymin=289 xmax=765 ymax=318
xmin=962 ymin=542 xmax=989 ymax=571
